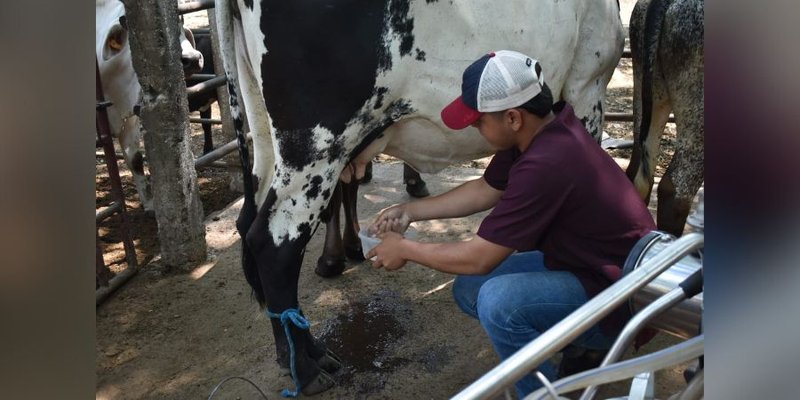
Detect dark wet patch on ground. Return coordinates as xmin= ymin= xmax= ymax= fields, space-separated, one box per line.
xmin=316 ymin=288 xmax=413 ymax=395
xmin=414 ymin=343 xmax=455 ymax=373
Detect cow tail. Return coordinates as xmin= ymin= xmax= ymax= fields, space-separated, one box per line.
xmin=635 ymin=0 xmax=670 ymax=177
xmin=215 ymin=0 xmax=264 ymax=305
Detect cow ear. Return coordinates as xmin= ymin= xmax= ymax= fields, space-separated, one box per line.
xmin=104 ymin=24 xmax=127 ymax=59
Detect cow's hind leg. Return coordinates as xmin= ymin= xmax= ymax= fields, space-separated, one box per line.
xmin=626 ymin=0 xmax=673 ymax=203
xmin=403 ymin=163 xmax=430 ymax=198
xmin=201 ymin=108 xmax=214 ymax=154
xmin=342 ymin=179 xmax=365 ymax=261
xmin=654 ymin=104 xmax=703 ymax=235
xmin=316 ymin=182 xmax=347 ymax=277
xmin=656 ymin=0 xmax=704 ymax=236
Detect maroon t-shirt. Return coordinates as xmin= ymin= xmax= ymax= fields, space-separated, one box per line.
xmin=477 ymin=102 xmax=656 ymax=334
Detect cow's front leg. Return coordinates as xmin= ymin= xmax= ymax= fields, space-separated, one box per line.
xmin=248 ymin=229 xmax=339 ymax=396
xmin=246 ymin=171 xmax=343 ymax=395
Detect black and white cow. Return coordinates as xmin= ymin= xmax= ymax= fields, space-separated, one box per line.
xmin=215 ymin=0 xmax=624 ymax=395
xmin=96 ymin=0 xmax=205 ymax=210
xmin=626 ymin=0 xmax=704 ymax=236
xmin=187 ymin=30 xmax=221 ymax=154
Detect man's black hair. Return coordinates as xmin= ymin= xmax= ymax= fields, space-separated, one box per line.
xmin=516 ymin=82 xmax=553 ymax=117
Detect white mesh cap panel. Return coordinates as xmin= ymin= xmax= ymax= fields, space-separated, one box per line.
xmin=477 ymin=61 xmax=509 ymax=103
xmin=476 ymin=50 xmax=543 ymax=112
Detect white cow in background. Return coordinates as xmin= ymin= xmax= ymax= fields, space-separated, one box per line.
xmin=96 ymin=0 xmax=203 ymax=211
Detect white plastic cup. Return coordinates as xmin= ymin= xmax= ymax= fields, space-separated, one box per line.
xmin=358 ymin=228 xmax=381 ymax=259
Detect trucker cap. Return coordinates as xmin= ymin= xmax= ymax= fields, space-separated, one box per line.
xmin=441 ymin=50 xmax=545 ymax=130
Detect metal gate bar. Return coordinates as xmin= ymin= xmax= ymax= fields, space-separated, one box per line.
xmin=451 ymin=233 xmax=704 ymax=399
xmin=96 ymin=58 xmax=139 ymax=304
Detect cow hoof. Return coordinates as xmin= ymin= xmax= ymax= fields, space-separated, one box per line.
xmin=301 ymin=370 xmax=336 ymax=396
xmin=315 ymin=257 xmax=345 ymax=278
xmin=405 ymin=179 xmax=430 ymax=198
xmin=345 ymin=245 xmax=365 ymax=262
xmin=316 ymin=349 xmax=343 ymax=373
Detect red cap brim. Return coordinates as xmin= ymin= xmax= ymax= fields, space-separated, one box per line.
xmin=441 ymin=96 xmax=481 ymax=130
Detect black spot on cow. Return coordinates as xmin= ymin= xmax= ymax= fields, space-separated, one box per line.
xmin=426 ymin=0 xmax=439 ymax=3
xmin=595 ymin=50 xmax=601 ymax=58
xmin=415 ymin=48 xmax=426 ymax=61
xmin=389 ymin=0 xmax=415 ymax=57
xmin=309 ymin=214 xmax=315 ymax=221
xmin=275 ymin=128 xmax=320 ymax=171
xmin=259 ymin=1 xmax=388 ymax=136
xmin=305 ymin=175 xmax=324 ymax=200
xmin=291 ymin=199 xmax=297 ymax=206
xmin=325 ymin=169 xmax=336 ymax=182
xmin=242 ymin=0 xmax=253 ymax=12
xmin=374 ymin=87 xmax=389 ymax=109
xmin=345 ymin=97 xmax=414 ymax=164
xmin=298 ymin=222 xmax=312 ymax=238
xmin=326 ymin=140 xmax=346 ymax=164
xmin=282 ymin=171 xmax=291 ymax=186
xmin=386 ymin=98 xmax=414 ymax=120
xmin=322 ymin=188 xmax=331 ymax=200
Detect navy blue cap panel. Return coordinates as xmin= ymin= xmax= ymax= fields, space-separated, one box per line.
xmin=460 ymin=53 xmax=494 ymax=110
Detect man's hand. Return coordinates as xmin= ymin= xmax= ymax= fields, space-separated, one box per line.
xmin=370 ymin=204 xmax=412 ymax=235
xmin=366 ymin=232 xmax=408 ymax=271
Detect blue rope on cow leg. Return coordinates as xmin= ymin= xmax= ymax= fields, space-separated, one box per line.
xmin=266 ymin=308 xmax=310 ymax=398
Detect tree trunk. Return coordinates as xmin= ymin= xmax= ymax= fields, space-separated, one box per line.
xmin=122 ymin=0 xmax=207 ymax=268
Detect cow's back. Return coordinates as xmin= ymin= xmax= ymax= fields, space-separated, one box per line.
xmin=364 ymin=0 xmax=624 ymax=172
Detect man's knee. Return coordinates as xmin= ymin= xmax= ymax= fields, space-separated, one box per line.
xmin=475 ymin=278 xmax=515 ymax=327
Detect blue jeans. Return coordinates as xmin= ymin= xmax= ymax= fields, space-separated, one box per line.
xmin=452 ymin=251 xmax=615 ymax=398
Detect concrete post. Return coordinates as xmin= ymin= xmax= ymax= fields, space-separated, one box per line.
xmin=122 ymin=0 xmax=207 ymax=268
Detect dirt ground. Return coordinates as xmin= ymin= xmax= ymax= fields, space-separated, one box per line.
xmin=96 ymin=6 xmax=695 ymax=400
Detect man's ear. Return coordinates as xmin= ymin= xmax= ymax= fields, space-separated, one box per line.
xmin=505 ymin=109 xmax=524 ymax=131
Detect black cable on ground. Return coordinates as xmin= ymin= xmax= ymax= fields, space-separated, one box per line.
xmin=207 ymin=376 xmax=270 ymax=400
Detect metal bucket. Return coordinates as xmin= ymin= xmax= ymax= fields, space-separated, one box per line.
xmin=622 ymin=231 xmax=703 ymax=339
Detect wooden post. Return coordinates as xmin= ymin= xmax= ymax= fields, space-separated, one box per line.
xmin=121 ymin=0 xmax=207 ymax=268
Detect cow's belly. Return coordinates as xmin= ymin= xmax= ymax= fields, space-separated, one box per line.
xmin=380 ymin=118 xmax=492 ymax=174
